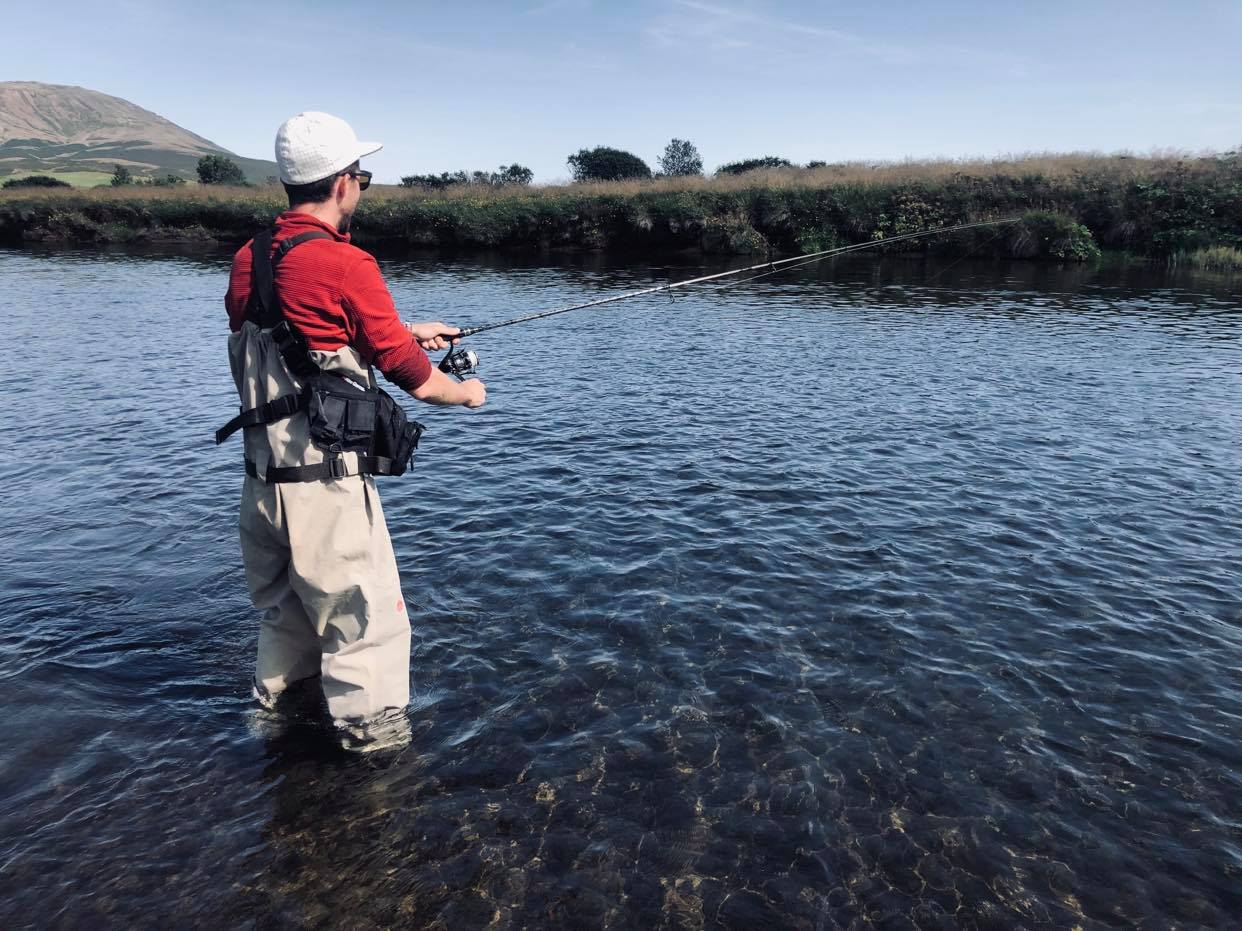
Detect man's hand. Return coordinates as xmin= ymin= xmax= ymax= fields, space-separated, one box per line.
xmin=462 ymin=379 xmax=487 ymax=409
xmin=410 ymin=368 xmax=487 ymax=408
xmin=405 ymin=321 xmax=460 ymax=351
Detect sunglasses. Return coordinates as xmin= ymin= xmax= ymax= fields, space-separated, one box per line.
xmin=342 ymin=168 xmax=372 ymax=191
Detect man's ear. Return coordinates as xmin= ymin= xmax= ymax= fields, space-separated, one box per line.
xmin=333 ymin=174 xmax=349 ymax=203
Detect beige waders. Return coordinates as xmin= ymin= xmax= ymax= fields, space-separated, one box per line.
xmin=229 ymin=322 xmax=411 ymax=743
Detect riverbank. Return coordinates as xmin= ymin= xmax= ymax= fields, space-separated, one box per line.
xmin=1 ymin=152 xmax=1238 ymax=260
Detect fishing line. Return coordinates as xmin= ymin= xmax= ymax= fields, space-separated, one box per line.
xmin=456 ymin=217 xmax=1019 ymax=337
xmin=711 ymin=219 xmax=1022 ymax=292
xmin=434 ymin=216 xmax=1022 ymax=378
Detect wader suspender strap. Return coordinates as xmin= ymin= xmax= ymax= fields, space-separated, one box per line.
xmin=246 ymin=229 xmax=334 ymax=327
xmin=248 ymin=230 xmax=278 ymax=327
xmin=215 ymin=229 xmax=334 ymax=445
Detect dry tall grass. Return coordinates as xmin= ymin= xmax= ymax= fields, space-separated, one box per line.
xmin=385 ymin=150 xmax=1230 ymax=202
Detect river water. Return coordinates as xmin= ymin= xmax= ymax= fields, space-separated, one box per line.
xmin=0 ymin=245 xmax=1239 ymax=929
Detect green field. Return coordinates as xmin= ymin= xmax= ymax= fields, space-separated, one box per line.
xmin=2 ymin=170 xmax=115 ymax=187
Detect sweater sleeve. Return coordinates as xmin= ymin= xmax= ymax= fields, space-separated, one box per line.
xmin=225 ymin=242 xmax=253 ymax=331
xmin=339 ymin=253 xmax=432 ymax=391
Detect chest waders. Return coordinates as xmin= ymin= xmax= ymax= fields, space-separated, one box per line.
xmin=215 ymin=230 xmax=426 ymax=482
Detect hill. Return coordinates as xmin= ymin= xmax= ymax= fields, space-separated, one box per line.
xmin=0 ymin=82 xmax=277 ymax=185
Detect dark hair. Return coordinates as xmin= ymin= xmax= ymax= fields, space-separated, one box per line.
xmin=283 ymin=160 xmax=359 ymax=206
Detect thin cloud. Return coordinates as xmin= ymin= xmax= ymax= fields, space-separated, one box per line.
xmin=526 ymin=0 xmax=592 ymax=15
xmin=652 ymin=0 xmax=1030 ymax=74
xmin=676 ymin=0 xmax=861 ymax=44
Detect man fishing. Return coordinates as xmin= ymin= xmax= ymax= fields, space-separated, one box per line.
xmin=221 ymin=111 xmax=485 ymax=752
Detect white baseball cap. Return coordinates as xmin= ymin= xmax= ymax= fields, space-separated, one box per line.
xmin=275 ymin=111 xmax=383 ymax=185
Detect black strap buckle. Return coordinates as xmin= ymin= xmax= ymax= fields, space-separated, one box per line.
xmin=328 ymin=457 xmax=348 ymax=479
xmin=272 ymin=321 xmax=320 ymax=379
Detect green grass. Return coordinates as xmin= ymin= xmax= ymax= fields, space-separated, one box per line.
xmin=1170 ymin=245 xmax=1242 ymax=271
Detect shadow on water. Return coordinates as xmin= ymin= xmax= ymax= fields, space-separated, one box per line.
xmin=0 ymin=244 xmax=1239 ymax=928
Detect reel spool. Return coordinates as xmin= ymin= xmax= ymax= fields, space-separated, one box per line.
xmin=438 ymin=346 xmax=480 ymax=380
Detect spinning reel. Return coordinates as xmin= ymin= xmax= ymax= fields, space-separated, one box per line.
xmin=438 ymin=344 xmax=480 ymax=380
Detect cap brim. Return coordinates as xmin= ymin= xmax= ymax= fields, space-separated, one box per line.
xmin=356 ymin=141 xmax=383 ymax=161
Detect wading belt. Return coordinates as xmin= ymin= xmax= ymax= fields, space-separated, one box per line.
xmin=245 ymin=455 xmax=396 ymax=483
xmin=215 ymin=230 xmax=425 ymax=482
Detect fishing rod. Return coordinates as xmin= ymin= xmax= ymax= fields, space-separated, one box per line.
xmin=435 ymin=215 xmax=1021 ymax=378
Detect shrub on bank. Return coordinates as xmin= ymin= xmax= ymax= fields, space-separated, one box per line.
xmin=1002 ymin=211 xmax=1101 ymax=261
xmin=400 ymin=165 xmax=534 ymax=190
xmin=717 ymin=156 xmax=795 ymax=176
xmin=567 ymin=147 xmax=652 ymax=182
xmin=197 ymin=155 xmax=247 ymax=186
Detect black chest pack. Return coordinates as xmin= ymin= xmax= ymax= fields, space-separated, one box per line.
xmin=214 ymin=230 xmax=425 ymax=482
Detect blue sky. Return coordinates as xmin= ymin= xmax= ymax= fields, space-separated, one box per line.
xmin=8 ymin=0 xmax=1240 ymax=182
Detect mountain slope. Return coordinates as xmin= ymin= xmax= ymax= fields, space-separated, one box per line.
xmin=0 ymin=82 xmax=277 ymax=184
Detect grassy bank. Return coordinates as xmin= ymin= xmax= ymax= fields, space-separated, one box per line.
xmin=1169 ymin=245 xmax=1242 ymax=271
xmin=1 ymin=152 xmax=1238 ymax=260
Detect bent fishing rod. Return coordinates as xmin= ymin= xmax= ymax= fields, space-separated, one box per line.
xmin=435 ymin=215 xmax=1021 ymax=378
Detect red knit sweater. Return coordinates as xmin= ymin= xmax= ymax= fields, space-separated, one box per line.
xmin=226 ymin=211 xmax=431 ymax=391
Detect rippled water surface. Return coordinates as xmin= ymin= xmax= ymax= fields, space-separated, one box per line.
xmin=1 ymin=245 xmax=1239 ymax=928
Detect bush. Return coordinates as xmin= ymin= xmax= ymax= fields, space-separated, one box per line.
xmin=659 ymin=139 xmax=703 ymax=177
xmin=495 ymin=164 xmax=534 ymax=186
xmin=1006 ymin=211 xmax=1101 ymax=261
xmin=111 ymin=165 xmax=133 ymax=186
xmin=197 ymin=154 xmax=246 ymax=185
xmin=2 ymin=175 xmax=71 ymax=189
xmin=401 ymin=164 xmax=533 ymax=189
xmin=402 ymin=171 xmax=469 ymax=190
xmin=128 ymin=174 xmax=187 ymax=187
xmin=567 ymin=146 xmax=651 ymax=182
xmin=717 ymin=156 xmax=794 ymax=176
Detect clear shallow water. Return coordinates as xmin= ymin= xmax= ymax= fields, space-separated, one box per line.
xmin=0 ymin=245 xmax=1239 ymax=928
